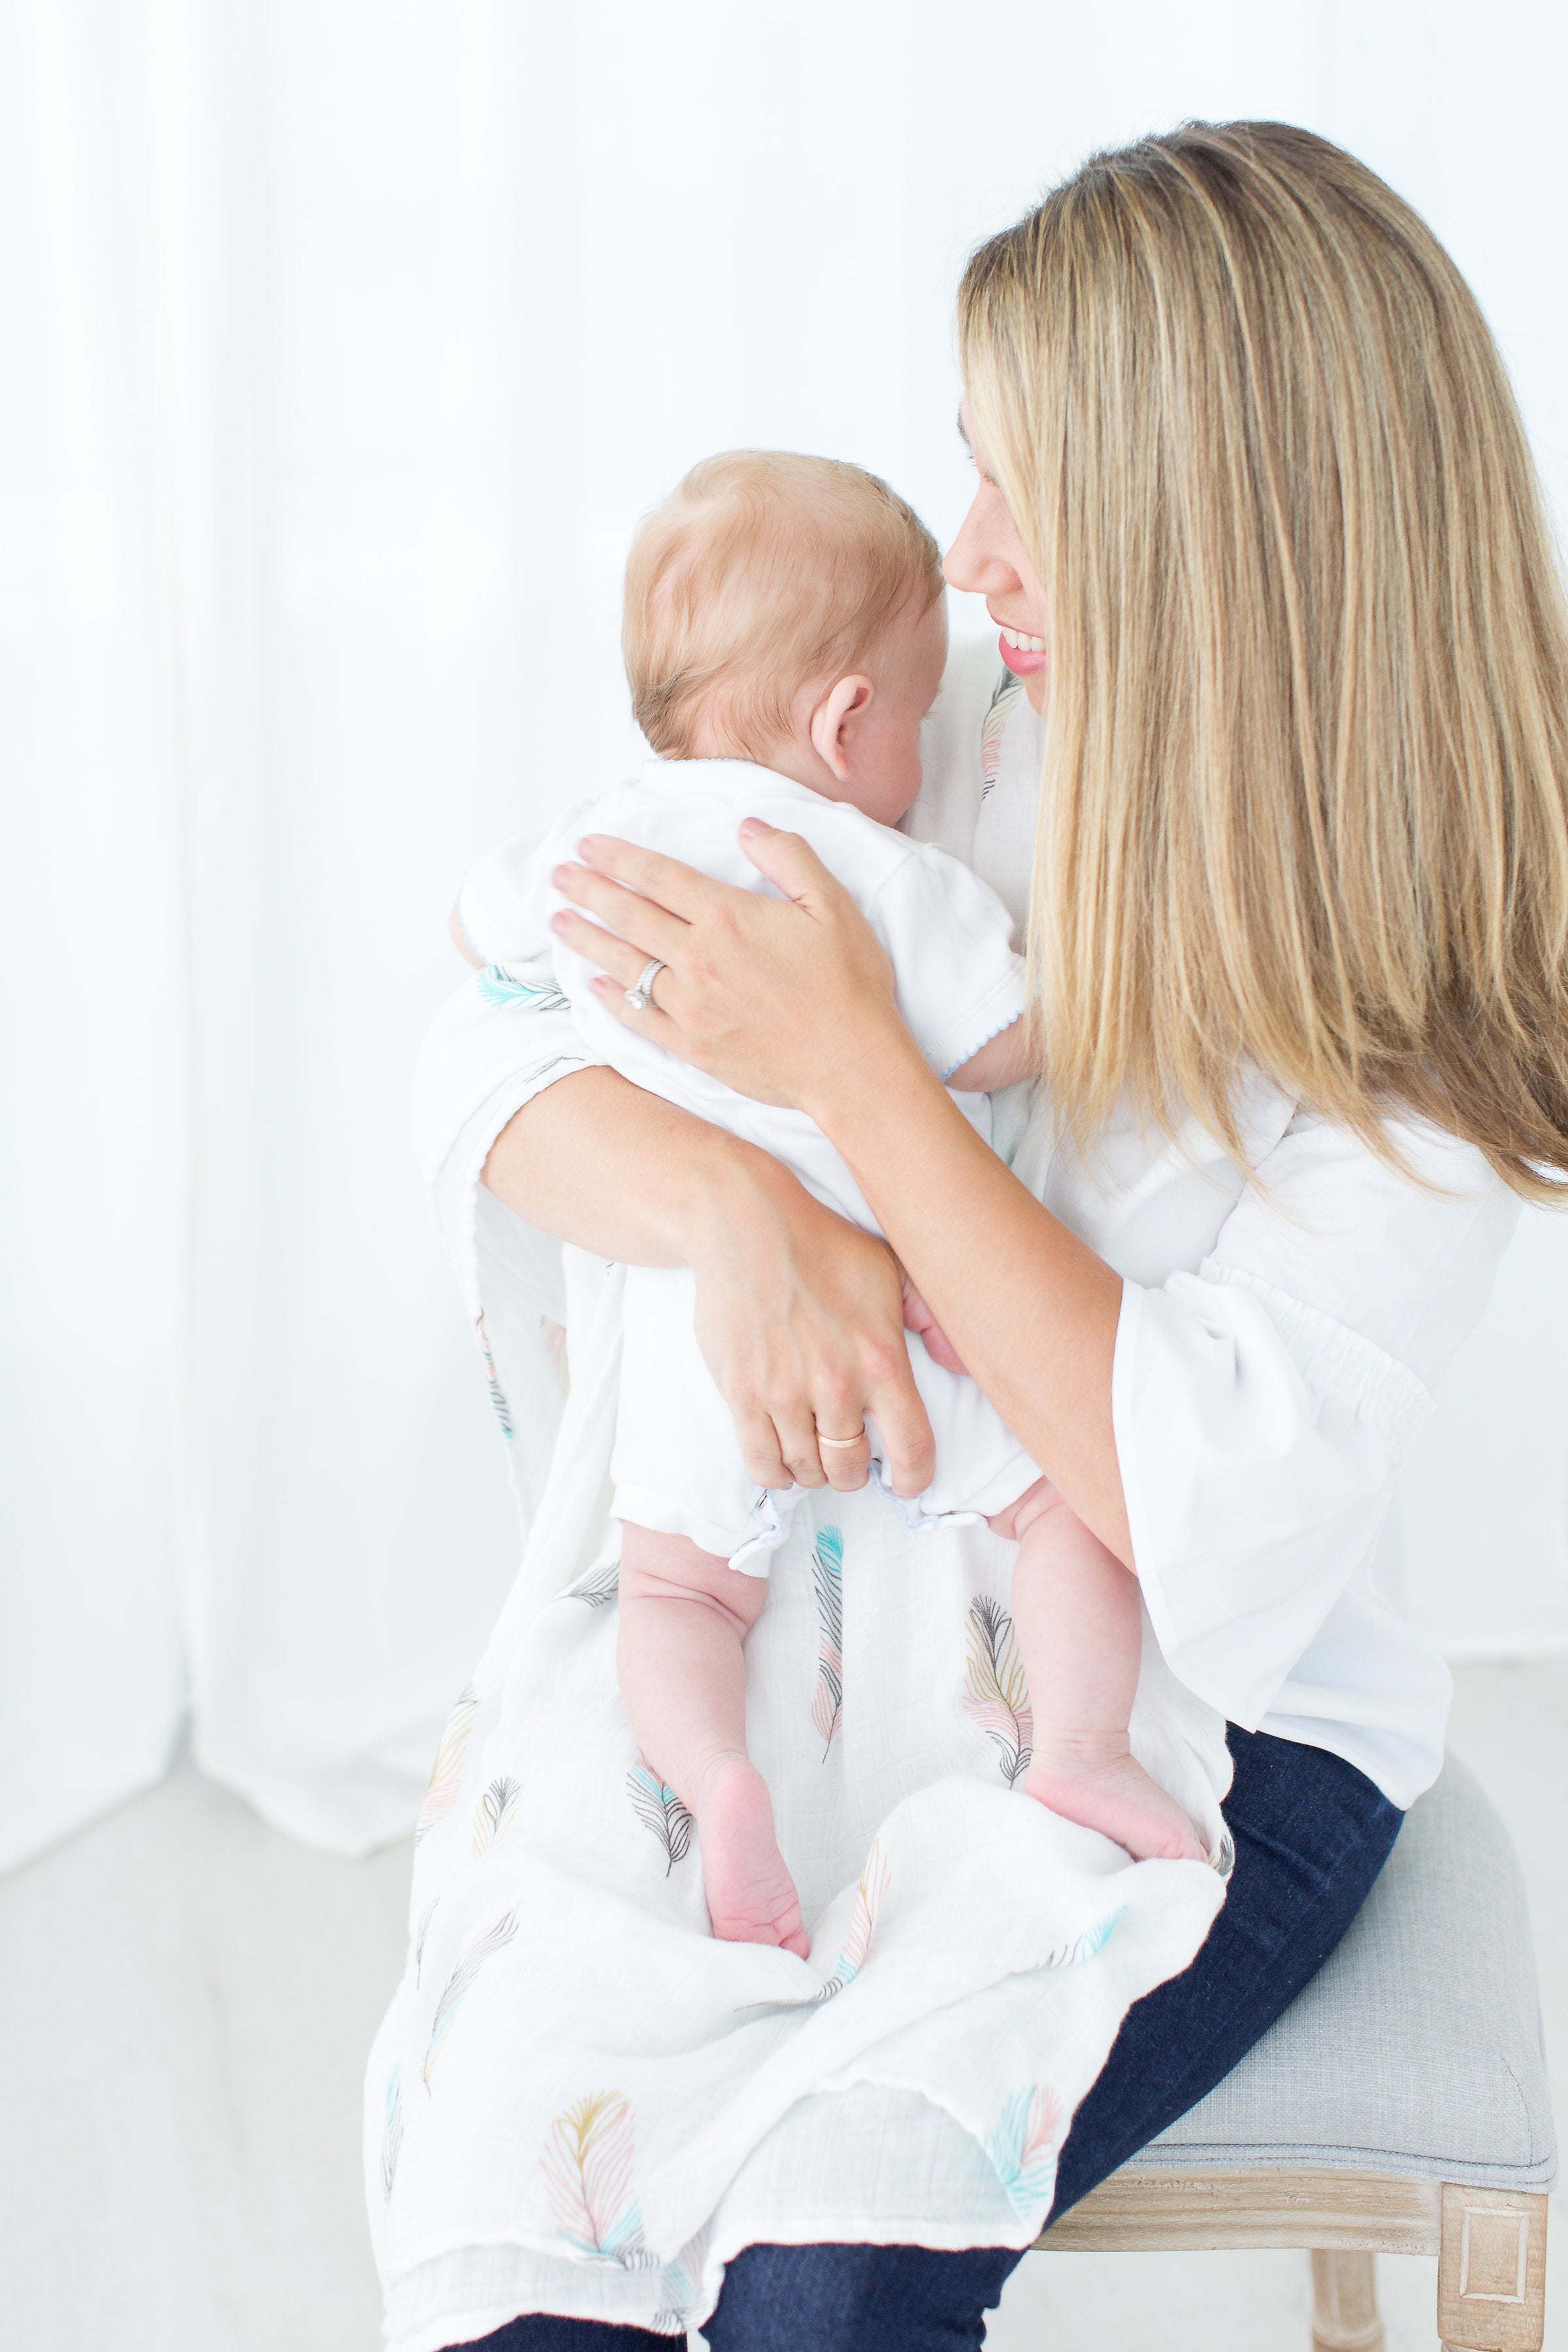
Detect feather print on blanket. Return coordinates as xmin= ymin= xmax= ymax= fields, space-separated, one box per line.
xmin=476 ymin=962 xmax=570 ymax=1015
xmin=963 ymin=1595 xmax=1033 ymax=1788
xmin=815 ymin=1838 xmax=890 ymax=2002
xmin=979 ymin=667 xmax=1024 ymax=800
xmin=472 ymin=1776 xmax=521 ymax=1855
xmin=542 ymin=2092 xmax=657 ymax=2267
xmin=421 ymin=1912 xmax=518 ymax=2084
xmin=474 ymin=1315 xmax=514 ymax=1443
xmin=627 ymin=1764 xmax=694 ymax=1874
xmin=1043 ymin=1905 xmax=1126 ymax=1968
xmin=414 ymin=1683 xmax=480 ymax=1845
xmin=380 ymin=2066 xmax=404 ymax=2200
xmin=985 ymin=2083 xmax=1064 ymax=2215
xmin=568 ymin=1558 xmax=620 ymax=1609
xmin=809 ymin=1526 xmax=844 ymax=1752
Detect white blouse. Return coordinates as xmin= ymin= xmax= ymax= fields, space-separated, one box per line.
xmin=414 ymin=632 xmax=1518 ymax=1810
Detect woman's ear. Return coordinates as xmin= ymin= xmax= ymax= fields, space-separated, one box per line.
xmin=808 ymin=674 xmax=874 ymax=783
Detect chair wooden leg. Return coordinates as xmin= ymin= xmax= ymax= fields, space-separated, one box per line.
xmin=1311 ymin=2249 xmax=1386 ymax=2352
xmin=1437 ymin=2183 xmax=1547 ymax=2352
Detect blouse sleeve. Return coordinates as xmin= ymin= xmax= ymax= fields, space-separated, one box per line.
xmin=412 ymin=953 xmax=602 ymax=1324
xmin=866 ymin=842 xmax=1026 ymax=1081
xmin=1115 ymin=1111 xmax=1520 ymax=1729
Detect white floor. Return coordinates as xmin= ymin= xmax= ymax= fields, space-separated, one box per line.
xmin=2 ymin=1663 xmax=1562 ymax=2352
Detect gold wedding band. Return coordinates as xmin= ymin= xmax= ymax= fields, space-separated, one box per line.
xmin=817 ymin=1428 xmax=867 ymax=1449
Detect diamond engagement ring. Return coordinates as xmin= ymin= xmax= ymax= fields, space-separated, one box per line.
xmin=625 ymin=956 xmax=666 ymax=1012
xmin=817 ymin=1428 xmax=867 ymax=1449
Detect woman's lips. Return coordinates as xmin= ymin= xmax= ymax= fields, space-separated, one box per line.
xmin=998 ymin=629 xmax=1047 ymax=677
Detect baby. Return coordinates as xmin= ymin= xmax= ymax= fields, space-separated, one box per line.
xmin=456 ymin=452 xmax=1207 ymax=1955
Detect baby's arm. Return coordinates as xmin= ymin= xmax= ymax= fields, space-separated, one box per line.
xmin=449 ymin=903 xmax=484 ymax=966
xmin=945 ymin=1012 xmax=1032 ymax=1094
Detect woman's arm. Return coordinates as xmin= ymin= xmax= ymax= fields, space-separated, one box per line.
xmin=806 ymin=1033 xmax=1132 ymax=1561
xmin=544 ymin=825 xmax=1134 ymax=1562
xmin=480 ymin=1066 xmax=939 ymax=1499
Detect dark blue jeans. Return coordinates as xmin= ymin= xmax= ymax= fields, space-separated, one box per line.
xmin=457 ymin=1727 xmax=1403 ymax=2352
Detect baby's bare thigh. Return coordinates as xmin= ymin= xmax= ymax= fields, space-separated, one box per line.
xmin=619 ymin=1522 xmax=770 ymax=1627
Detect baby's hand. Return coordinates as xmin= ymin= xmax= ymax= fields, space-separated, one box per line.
xmin=902 ymin=1281 xmax=970 ymax=1377
xmin=945 ymin=1010 xmax=1033 ymax=1094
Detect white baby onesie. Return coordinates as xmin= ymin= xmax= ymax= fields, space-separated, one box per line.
xmin=459 ymin=757 xmax=1040 ymax=1569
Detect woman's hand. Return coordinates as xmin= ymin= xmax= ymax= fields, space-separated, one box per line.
xmin=547 ymin=821 xmax=917 ymax=1115
xmin=688 ymin=1152 xmax=936 ymax=1498
xmin=480 ymin=1066 xmax=936 ymax=1497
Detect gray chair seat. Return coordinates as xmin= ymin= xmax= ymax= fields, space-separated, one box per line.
xmin=1135 ymin=1754 xmax=1556 ymax=2191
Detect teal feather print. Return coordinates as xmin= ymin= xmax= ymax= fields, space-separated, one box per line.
xmin=472 ymin=1776 xmax=521 ymax=1855
xmin=380 ymin=2066 xmax=404 ymax=2200
xmin=962 ymin=1595 xmax=1033 ymax=1788
xmin=541 ymin=2091 xmax=657 ymax=2268
xmin=568 ymin=1559 xmax=620 ymax=1609
xmin=809 ymin=1526 xmax=844 ymax=1753
xmin=476 ymin=962 xmax=570 ymax=1015
xmin=979 ymin=668 xmax=1024 ymax=801
xmin=627 ymin=1765 xmax=693 ymax=1874
xmin=815 ymin=1838 xmax=890 ymax=2002
xmin=1039 ymin=1904 xmax=1127 ymax=1970
xmin=415 ymin=1684 xmax=480 ymax=1844
xmin=984 ymin=2083 xmax=1064 ymax=2215
xmin=474 ymin=1315 xmax=514 ymax=1444
xmin=421 ymin=1911 xmax=518 ymax=2084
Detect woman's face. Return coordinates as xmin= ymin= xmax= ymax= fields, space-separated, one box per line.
xmin=944 ymin=400 xmax=1050 ymax=713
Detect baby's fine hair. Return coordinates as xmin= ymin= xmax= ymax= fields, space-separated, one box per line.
xmin=623 ymin=451 xmax=944 ymax=762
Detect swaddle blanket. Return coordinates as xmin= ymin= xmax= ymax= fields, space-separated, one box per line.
xmin=367 ymin=1232 xmax=1232 ymax=2346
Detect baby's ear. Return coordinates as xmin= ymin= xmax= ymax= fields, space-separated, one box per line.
xmin=809 ymin=673 xmax=875 ymax=782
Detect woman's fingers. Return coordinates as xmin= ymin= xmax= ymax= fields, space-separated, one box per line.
xmin=815 ymin=1418 xmax=872 ymax=1493
xmin=734 ymin=1406 xmax=792 ymax=1495
xmin=774 ymin=1411 xmax=828 ymax=1492
xmin=864 ymin=1350 xmax=936 ymax=1499
xmin=550 ymin=862 xmax=689 ymax=960
xmin=574 ymin=834 xmax=729 ymax=921
xmin=551 ymin=906 xmax=667 ymax=989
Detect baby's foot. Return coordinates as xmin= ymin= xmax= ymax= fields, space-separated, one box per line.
xmin=694 ymin=1754 xmax=810 ymax=1957
xmin=1025 ymin=1734 xmax=1209 ymax=1864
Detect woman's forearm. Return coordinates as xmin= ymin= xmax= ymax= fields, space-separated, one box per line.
xmin=480 ymin=1062 xmax=941 ymax=1499
xmin=806 ymin=1035 xmax=1134 ymax=1565
xmin=481 ymin=1066 xmax=782 ymax=1267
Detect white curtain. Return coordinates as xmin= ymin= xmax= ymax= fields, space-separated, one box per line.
xmin=5 ymin=0 xmax=1567 ymax=1874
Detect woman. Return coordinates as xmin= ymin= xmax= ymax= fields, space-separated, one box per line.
xmin=376 ymin=123 xmax=1568 ymax=2350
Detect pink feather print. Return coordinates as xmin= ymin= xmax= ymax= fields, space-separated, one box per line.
xmin=985 ymin=2081 xmax=1066 ymax=2215
xmin=962 ymin=1595 xmax=1034 ymax=1788
xmin=1019 ymin=2084 xmax=1064 ymax=2169
xmin=815 ymin=1838 xmax=890 ymax=2001
xmin=415 ymin=1683 xmax=480 ymax=1844
xmin=541 ymin=2092 xmax=653 ymax=2266
xmin=809 ymin=1527 xmax=843 ymax=1752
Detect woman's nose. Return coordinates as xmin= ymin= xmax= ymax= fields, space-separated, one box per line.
xmin=943 ymin=491 xmax=1019 ymax=598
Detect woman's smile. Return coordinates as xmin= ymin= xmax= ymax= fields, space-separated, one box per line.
xmin=993 ymin=615 xmax=1048 ymax=676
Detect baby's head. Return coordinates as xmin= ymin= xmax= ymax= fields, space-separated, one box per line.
xmin=623 ymin=451 xmax=947 ymax=826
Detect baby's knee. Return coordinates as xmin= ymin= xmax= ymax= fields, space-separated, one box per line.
xmin=986 ymin=1474 xmax=1066 ymax=1544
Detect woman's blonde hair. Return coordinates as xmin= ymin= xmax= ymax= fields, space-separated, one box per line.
xmin=959 ymin=120 xmax=1568 ymax=1198
xmin=623 ymin=450 xmax=943 ymax=762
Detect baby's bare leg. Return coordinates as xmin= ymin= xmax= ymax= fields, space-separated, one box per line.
xmin=619 ymin=1523 xmax=808 ymax=1955
xmin=991 ymin=1481 xmax=1208 ymax=1863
